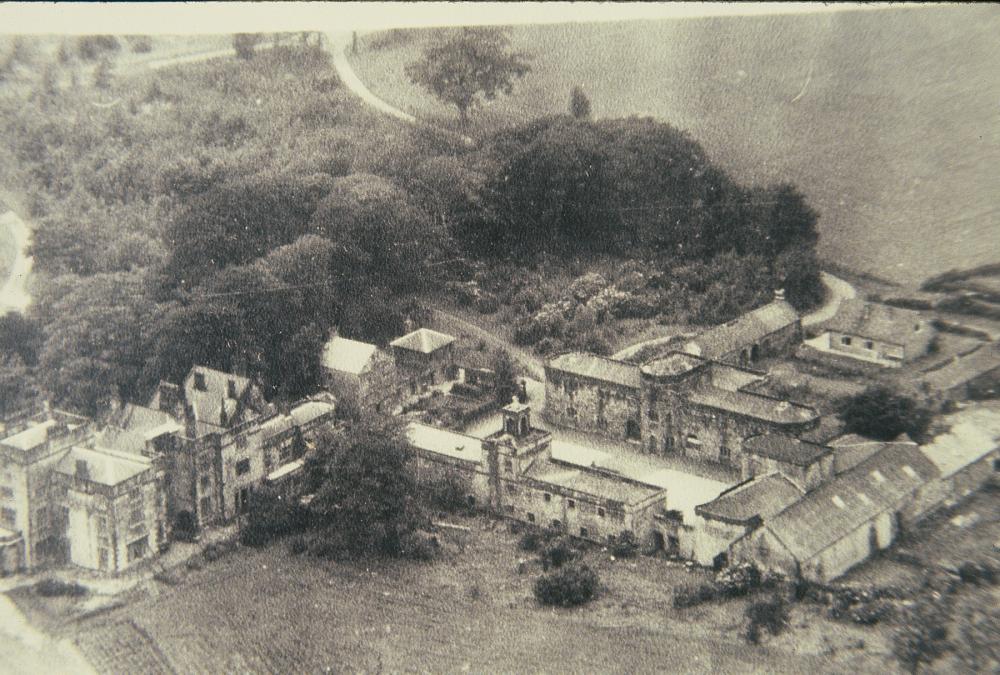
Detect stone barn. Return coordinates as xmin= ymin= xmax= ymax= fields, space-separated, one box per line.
xmin=732 ymin=443 xmax=938 ymax=582
xmin=321 ymin=335 xmax=399 ymax=415
xmin=683 ymin=290 xmax=802 ymax=367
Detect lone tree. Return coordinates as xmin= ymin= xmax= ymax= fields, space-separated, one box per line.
xmin=233 ymin=33 xmax=262 ymax=60
xmin=838 ymin=385 xmax=933 ymax=442
xmin=569 ymin=85 xmax=591 ymax=119
xmin=405 ymin=27 xmax=530 ymax=127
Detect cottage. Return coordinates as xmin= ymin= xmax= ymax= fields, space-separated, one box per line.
xmin=732 ymin=443 xmax=939 ymax=582
xmin=822 ymin=299 xmax=935 ymax=367
xmin=683 ymin=289 xmax=802 ymax=367
xmin=390 ymin=328 xmax=457 ymax=396
xmin=321 ymin=335 xmax=399 ymax=414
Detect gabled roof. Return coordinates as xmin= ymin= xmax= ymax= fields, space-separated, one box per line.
xmin=686 ymin=299 xmax=799 ymax=359
xmin=825 ymin=299 xmax=924 ymax=346
xmin=919 ymin=405 xmax=1000 ymax=478
xmin=687 ymin=388 xmax=818 ymax=426
xmin=390 ymin=328 xmax=455 ymax=354
xmin=547 ymin=352 xmax=641 ymax=389
xmin=55 ymin=446 xmax=153 ymax=487
xmin=696 ymin=473 xmax=804 ymax=524
xmin=321 ymin=336 xmax=379 ymax=375
xmin=764 ymin=443 xmax=938 ymax=562
xmin=743 ymin=434 xmax=832 ymax=467
xmin=289 ymin=399 xmax=335 ymax=428
xmin=182 ymin=366 xmax=255 ymax=430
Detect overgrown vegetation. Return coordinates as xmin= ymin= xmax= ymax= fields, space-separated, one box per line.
xmin=837 ymin=385 xmax=933 ymax=443
xmin=533 ymin=562 xmax=600 ymax=607
xmin=0 ymin=33 xmax=825 ymax=418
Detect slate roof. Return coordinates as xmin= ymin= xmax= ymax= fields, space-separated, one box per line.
xmin=390 ymin=328 xmax=455 ymax=354
xmin=321 ymin=336 xmax=379 ymax=375
xmin=524 ymin=459 xmax=664 ymax=506
xmin=1 ymin=419 xmax=58 ymax=451
xmin=764 ymin=443 xmax=939 ymax=562
xmin=182 ymin=367 xmax=255 ymax=431
xmin=825 ymin=299 xmax=924 ymax=346
xmin=547 ymin=352 xmax=641 ymax=389
xmin=289 ymin=399 xmax=335 ymax=428
xmin=406 ymin=422 xmax=483 ymax=464
xmin=920 ymin=343 xmax=1000 ymax=392
xmin=696 ymin=473 xmax=804 ymax=524
xmin=743 ymin=434 xmax=832 ymax=467
xmin=688 ymin=388 xmax=818 ymax=426
xmin=919 ymin=405 xmax=1000 ymax=478
xmin=641 ymin=352 xmax=705 ymax=378
xmin=685 ymin=299 xmax=799 ymax=359
xmin=55 ymin=446 xmax=152 ymax=487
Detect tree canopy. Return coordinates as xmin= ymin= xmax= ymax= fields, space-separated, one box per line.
xmin=838 ymin=385 xmax=933 ymax=443
xmin=405 ymin=28 xmax=530 ymax=126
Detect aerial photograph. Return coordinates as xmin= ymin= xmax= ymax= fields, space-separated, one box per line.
xmin=0 ymin=2 xmax=998 ymax=673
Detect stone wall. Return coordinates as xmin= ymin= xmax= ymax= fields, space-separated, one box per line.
xmin=543 ymin=368 xmax=641 ymax=442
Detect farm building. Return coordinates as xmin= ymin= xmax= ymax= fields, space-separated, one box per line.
xmin=406 ymin=402 xmax=668 ymax=546
xmin=740 ymin=433 xmax=835 ymax=492
xmin=321 ymin=335 xmax=400 ymax=415
xmin=544 ymin=349 xmax=819 ymax=468
xmin=916 ymin=405 xmax=1000 ymax=511
xmin=919 ymin=342 xmax=1000 ymax=402
xmin=731 ymin=443 xmax=939 ymax=582
xmin=683 ymin=289 xmax=802 ymax=367
xmin=391 ymin=328 xmax=457 ymax=396
xmin=821 ymin=299 xmax=935 ymax=367
xmin=690 ymin=473 xmax=804 ymax=567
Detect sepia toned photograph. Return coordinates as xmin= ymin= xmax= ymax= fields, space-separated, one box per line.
xmin=0 ymin=2 xmax=998 ymax=672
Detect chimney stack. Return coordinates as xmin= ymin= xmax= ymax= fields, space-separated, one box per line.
xmin=774 ymin=288 xmax=786 ymax=302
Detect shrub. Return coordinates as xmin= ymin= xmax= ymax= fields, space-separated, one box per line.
xmin=34 ymin=579 xmax=87 ymax=598
xmin=419 ymin=471 xmax=472 ymax=513
xmin=745 ymin=597 xmax=790 ymax=644
xmin=539 ymin=536 xmax=581 ymax=570
xmin=288 ymin=535 xmax=309 ymax=555
xmin=240 ymin=489 xmax=311 ymax=547
xmin=610 ymin=530 xmax=638 ymax=559
xmin=519 ymin=527 xmax=554 ymax=553
xmin=716 ymin=562 xmax=762 ymax=598
xmin=534 ymin=563 xmax=600 ymax=607
xmin=400 ymin=531 xmax=438 ymax=561
xmin=958 ymin=560 xmax=998 ymax=586
xmin=673 ymin=583 xmax=719 ymax=609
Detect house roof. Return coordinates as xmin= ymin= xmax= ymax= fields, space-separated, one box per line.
xmin=390 ymin=328 xmax=455 ymax=354
xmin=685 ymin=299 xmax=799 ymax=359
xmin=55 ymin=446 xmax=153 ymax=487
xmin=321 ymin=336 xmax=379 ymax=375
xmin=289 ymin=399 xmax=335 ymax=428
xmin=798 ymin=415 xmax=846 ymax=445
xmin=825 ymin=299 xmax=924 ymax=347
xmin=688 ymin=387 xmax=818 ymax=426
xmin=99 ymin=404 xmax=181 ymax=455
xmin=259 ymin=414 xmax=295 ymax=439
xmin=1 ymin=419 xmax=58 ymax=451
xmin=406 ymin=422 xmax=483 ymax=464
xmin=920 ymin=343 xmax=1000 ymax=392
xmin=919 ymin=405 xmax=1000 ymax=478
xmin=764 ymin=443 xmax=938 ymax=562
xmin=547 ymin=352 xmax=641 ymax=389
xmin=743 ymin=434 xmax=832 ymax=467
xmin=641 ymin=352 xmax=706 ymax=379
xmin=696 ymin=473 xmax=804 ymax=524
xmin=524 ymin=459 xmax=663 ymax=506
xmin=183 ymin=366 xmax=254 ymax=430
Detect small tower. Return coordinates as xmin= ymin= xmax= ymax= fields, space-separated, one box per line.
xmin=502 ymin=396 xmax=532 ymax=438
xmin=483 ymin=397 xmax=552 ymax=512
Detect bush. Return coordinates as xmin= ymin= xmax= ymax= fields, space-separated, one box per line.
xmin=519 ymin=527 xmax=555 ymax=553
xmin=745 ymin=597 xmax=790 ymax=644
xmin=958 ymin=560 xmax=999 ymax=586
xmin=288 ymin=535 xmax=309 ymax=555
xmin=673 ymin=583 xmax=719 ymax=609
xmin=240 ymin=489 xmax=311 ymax=547
xmin=34 ymin=579 xmax=87 ymax=597
xmin=400 ymin=531 xmax=438 ymax=561
xmin=474 ymin=294 xmax=500 ymax=314
xmin=534 ymin=563 xmax=600 ymax=607
xmin=610 ymin=530 xmax=638 ymax=558
xmin=419 ymin=471 xmax=472 ymax=513
xmin=539 ymin=536 xmax=581 ymax=570
xmin=716 ymin=562 xmax=762 ymax=598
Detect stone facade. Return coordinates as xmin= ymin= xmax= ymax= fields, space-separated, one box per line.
xmin=391 ymin=328 xmax=457 ymax=396
xmin=321 ymin=337 xmax=400 ymax=415
xmin=684 ymin=291 xmax=803 ymax=368
xmin=544 ymin=354 xmax=641 ymax=443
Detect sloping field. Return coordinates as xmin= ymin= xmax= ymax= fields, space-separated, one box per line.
xmin=351 ymin=6 xmax=1000 ymax=286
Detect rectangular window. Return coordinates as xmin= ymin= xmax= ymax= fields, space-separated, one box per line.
xmin=127 ymin=536 xmax=149 ymax=562
xmin=580 ymin=527 xmax=588 ymax=538
xmin=527 ymin=512 xmax=535 ymax=523
xmin=130 ymin=499 xmax=144 ymax=526
xmin=1 ymin=507 xmax=15 ymax=526
xmin=567 ymin=499 xmax=576 ymax=510
xmin=720 ymin=446 xmax=731 ymax=461
xmin=235 ymin=459 xmax=251 ymax=476
xmin=200 ymin=496 xmax=212 ymax=517
xmin=201 ymin=474 xmax=211 ymax=490
xmin=841 ymin=336 xmax=852 ymax=346
xmin=543 ymin=493 xmax=551 ymax=503
xmin=864 ymin=340 xmax=874 ymax=350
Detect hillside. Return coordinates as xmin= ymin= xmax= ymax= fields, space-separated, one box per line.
xmin=351 ymin=6 xmax=1000 ymax=286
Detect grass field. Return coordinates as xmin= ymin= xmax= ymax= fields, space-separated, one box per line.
xmin=13 ymin=517 xmax=895 ymax=674
xmin=350 ymin=6 xmax=1000 ymax=287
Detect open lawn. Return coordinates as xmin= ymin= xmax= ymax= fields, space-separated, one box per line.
xmin=350 ymin=6 xmax=1000 ymax=286
xmin=12 ymin=517 xmax=896 ymax=674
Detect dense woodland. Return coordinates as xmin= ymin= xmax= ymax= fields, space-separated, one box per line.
xmin=0 ymin=34 xmax=824 ymax=417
